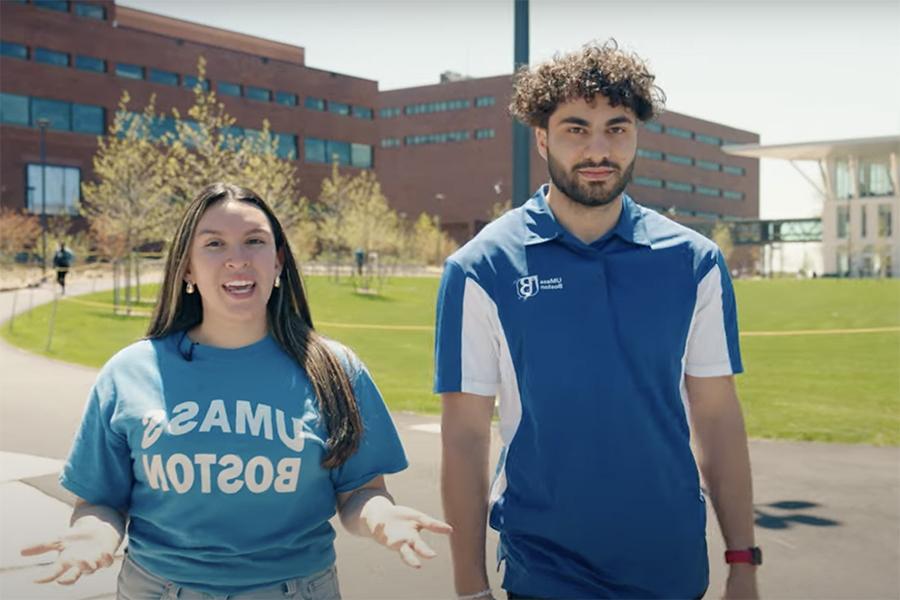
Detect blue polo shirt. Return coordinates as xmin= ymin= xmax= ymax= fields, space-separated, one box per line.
xmin=434 ymin=185 xmax=742 ymax=599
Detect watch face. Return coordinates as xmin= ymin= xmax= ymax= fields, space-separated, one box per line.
xmin=751 ymin=547 xmax=763 ymax=565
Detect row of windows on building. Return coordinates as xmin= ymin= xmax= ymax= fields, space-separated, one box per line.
xmin=1 ymin=92 xmax=374 ymax=168
xmin=12 ymin=0 xmax=105 ymax=20
xmin=1 ymin=92 xmax=104 ymax=134
xmin=834 ymin=159 xmax=894 ymax=199
xmin=636 ymin=148 xmax=745 ymax=176
xmin=379 ymin=96 xmax=495 ymax=119
xmin=836 ymin=204 xmax=894 ymax=239
xmin=0 ymin=40 xmax=374 ymax=119
xmin=380 ymin=128 xmax=495 ymax=148
xmin=641 ymin=121 xmax=741 ymax=147
xmin=633 ymin=175 xmax=745 ymax=201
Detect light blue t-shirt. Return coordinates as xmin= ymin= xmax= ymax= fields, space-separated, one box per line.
xmin=60 ymin=332 xmax=407 ymax=594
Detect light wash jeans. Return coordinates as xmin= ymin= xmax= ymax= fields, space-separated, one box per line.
xmin=117 ymin=553 xmax=341 ymax=600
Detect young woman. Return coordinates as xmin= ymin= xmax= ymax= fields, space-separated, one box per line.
xmin=22 ymin=183 xmax=450 ymax=599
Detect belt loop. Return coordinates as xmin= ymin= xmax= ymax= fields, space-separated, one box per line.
xmin=282 ymin=578 xmax=297 ymax=595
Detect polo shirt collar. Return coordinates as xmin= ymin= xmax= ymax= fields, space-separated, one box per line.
xmin=523 ymin=184 xmax=652 ymax=247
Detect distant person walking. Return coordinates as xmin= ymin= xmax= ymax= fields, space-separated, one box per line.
xmin=51 ymin=242 xmax=73 ymax=295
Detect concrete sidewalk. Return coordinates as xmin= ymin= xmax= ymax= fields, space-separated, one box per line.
xmin=1 ymin=278 xmax=898 ymax=599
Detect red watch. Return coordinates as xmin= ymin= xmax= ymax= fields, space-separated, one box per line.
xmin=725 ymin=547 xmax=763 ymax=565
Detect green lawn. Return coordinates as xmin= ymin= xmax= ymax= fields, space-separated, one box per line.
xmin=3 ymin=277 xmax=899 ymax=445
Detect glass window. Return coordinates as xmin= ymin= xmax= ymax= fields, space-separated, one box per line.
xmin=32 ymin=97 xmax=71 ymax=130
xmin=695 ymin=133 xmax=721 ymax=145
xmin=666 ymin=153 xmax=693 ymax=166
xmin=34 ymin=47 xmax=69 ymax=67
xmin=116 ymin=62 xmax=144 ymax=80
xmin=860 ymin=205 xmax=868 ymax=238
xmin=74 ymin=2 xmax=105 ymax=19
xmin=305 ymin=97 xmax=325 ymax=111
xmin=637 ymin=148 xmax=662 ymax=160
xmin=665 ymin=126 xmax=692 ymax=139
xmin=276 ymin=133 xmax=297 ymax=160
xmin=379 ymin=107 xmax=401 ymax=119
xmin=218 ymin=81 xmax=241 ymax=97
xmin=665 ymin=180 xmax=692 ymax=193
xmin=859 ymin=159 xmax=893 ymax=196
xmin=351 ymin=143 xmax=372 ymax=168
xmin=275 ymin=91 xmax=297 ymax=106
xmin=835 ymin=159 xmax=853 ymax=199
xmin=380 ymin=138 xmax=401 ymax=148
xmin=34 ymin=0 xmax=69 ymax=12
xmin=72 ymin=103 xmax=104 ymax=134
xmin=475 ymin=96 xmax=495 ymax=107
xmin=26 ymin=164 xmax=80 ymax=215
xmin=696 ymin=185 xmax=720 ymax=197
xmin=878 ymin=204 xmax=893 ymax=237
xmin=245 ymin=86 xmax=271 ymax=102
xmin=837 ymin=205 xmax=849 ymax=238
xmin=326 ymin=140 xmax=351 ymax=165
xmin=183 ymin=75 xmax=209 ymax=91
xmin=643 ymin=122 xmax=663 ymax=133
xmin=74 ymin=54 xmax=105 ymax=72
xmin=352 ymin=106 xmax=373 ymax=119
xmin=723 ymin=165 xmax=745 ymax=176
xmin=148 ymin=68 xmax=178 ymax=86
xmin=304 ymin=137 xmax=326 ymax=163
xmin=722 ymin=190 xmax=744 ymax=201
xmin=1 ymin=41 xmax=28 ymax=59
xmin=150 ymin=116 xmax=177 ymax=141
xmin=633 ymin=176 xmax=663 ymax=188
xmin=0 ymin=92 xmax=29 ymax=126
xmin=696 ymin=159 xmax=720 ymax=171
xmin=475 ymin=128 xmax=495 ymax=140
xmin=328 ymin=101 xmax=350 ymax=115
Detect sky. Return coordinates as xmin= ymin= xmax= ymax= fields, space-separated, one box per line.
xmin=119 ymin=0 xmax=900 ymax=222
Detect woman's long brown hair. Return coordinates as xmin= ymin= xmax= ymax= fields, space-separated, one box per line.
xmin=146 ymin=182 xmax=362 ymax=468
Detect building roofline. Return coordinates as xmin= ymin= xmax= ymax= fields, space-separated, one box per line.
xmin=115 ymin=6 xmax=305 ymax=65
xmin=723 ymin=135 xmax=900 ymax=160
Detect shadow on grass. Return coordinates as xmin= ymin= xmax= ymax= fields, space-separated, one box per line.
xmin=754 ymin=499 xmax=841 ymax=529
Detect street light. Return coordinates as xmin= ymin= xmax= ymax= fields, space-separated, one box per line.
xmin=434 ymin=193 xmax=445 ymax=265
xmin=37 ymin=117 xmax=49 ymax=275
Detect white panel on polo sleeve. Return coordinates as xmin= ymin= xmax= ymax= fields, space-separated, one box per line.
xmin=685 ymin=263 xmax=735 ymax=377
xmin=460 ymin=277 xmax=502 ymax=396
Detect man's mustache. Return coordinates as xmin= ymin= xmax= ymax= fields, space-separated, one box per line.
xmin=572 ymin=160 xmax=620 ymax=171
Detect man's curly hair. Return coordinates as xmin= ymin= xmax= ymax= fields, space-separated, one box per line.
xmin=510 ymin=40 xmax=666 ymax=128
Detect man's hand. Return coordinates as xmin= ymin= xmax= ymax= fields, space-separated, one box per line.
xmin=723 ymin=565 xmax=759 ymax=599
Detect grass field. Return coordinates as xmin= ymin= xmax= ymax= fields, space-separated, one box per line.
xmin=3 ymin=277 xmax=899 ymax=445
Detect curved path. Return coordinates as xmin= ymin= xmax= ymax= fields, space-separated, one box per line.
xmin=0 ymin=277 xmax=897 ymax=599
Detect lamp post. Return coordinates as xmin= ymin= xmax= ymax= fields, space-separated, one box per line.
xmin=37 ymin=117 xmax=49 ymax=275
xmin=434 ymin=193 xmax=445 ymax=265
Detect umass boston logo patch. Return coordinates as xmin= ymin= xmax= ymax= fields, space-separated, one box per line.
xmin=515 ymin=274 xmax=564 ymax=300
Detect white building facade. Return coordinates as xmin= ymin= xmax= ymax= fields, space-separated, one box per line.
xmin=725 ymin=136 xmax=900 ymax=277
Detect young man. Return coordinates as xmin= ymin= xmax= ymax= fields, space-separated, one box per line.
xmin=435 ymin=41 xmax=759 ymax=600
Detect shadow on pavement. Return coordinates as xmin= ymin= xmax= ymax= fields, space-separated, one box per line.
xmin=754 ymin=499 xmax=840 ymax=529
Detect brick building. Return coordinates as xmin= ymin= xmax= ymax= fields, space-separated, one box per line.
xmin=1 ymin=0 xmax=759 ymax=245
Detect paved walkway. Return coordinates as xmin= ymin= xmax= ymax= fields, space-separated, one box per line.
xmin=0 ymin=277 xmax=898 ymax=599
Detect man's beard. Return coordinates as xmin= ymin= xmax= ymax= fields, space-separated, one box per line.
xmin=547 ymin=149 xmax=635 ymax=208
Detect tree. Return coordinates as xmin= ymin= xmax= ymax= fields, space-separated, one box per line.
xmin=166 ymin=57 xmax=306 ymax=234
xmin=408 ymin=213 xmax=458 ymax=266
xmin=81 ymin=92 xmax=173 ymax=309
xmin=711 ymin=221 xmax=734 ymax=265
xmin=0 ymin=209 xmax=40 ymax=273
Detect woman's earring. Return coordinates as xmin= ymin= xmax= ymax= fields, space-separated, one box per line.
xmin=186 ymin=281 xmax=195 ymax=294
xmin=273 ymin=275 xmax=281 ymax=289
